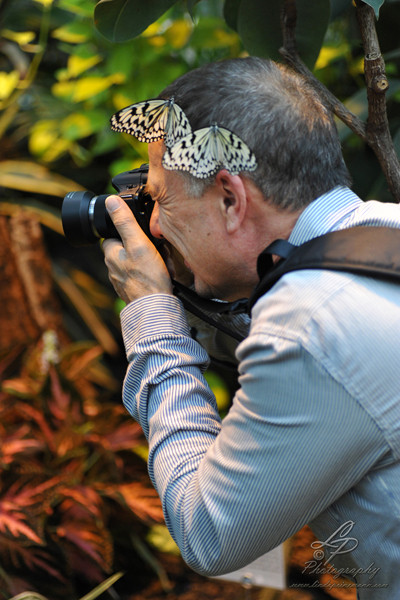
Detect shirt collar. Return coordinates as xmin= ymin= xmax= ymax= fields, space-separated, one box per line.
xmin=288 ymin=186 xmax=363 ymax=246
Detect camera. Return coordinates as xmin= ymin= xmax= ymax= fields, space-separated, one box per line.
xmin=61 ymin=164 xmax=158 ymax=246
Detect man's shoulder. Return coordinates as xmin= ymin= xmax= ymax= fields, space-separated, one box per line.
xmin=250 ymin=268 xmax=355 ymax=338
xmin=248 ymin=263 xmax=400 ymax=365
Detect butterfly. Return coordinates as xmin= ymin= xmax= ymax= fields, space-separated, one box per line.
xmin=162 ymin=124 xmax=258 ymax=179
xmin=110 ymin=97 xmax=191 ymax=148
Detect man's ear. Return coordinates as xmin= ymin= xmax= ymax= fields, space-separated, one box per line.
xmin=215 ymin=169 xmax=247 ymax=234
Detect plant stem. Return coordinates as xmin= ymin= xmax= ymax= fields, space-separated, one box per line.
xmin=130 ymin=533 xmax=173 ymax=593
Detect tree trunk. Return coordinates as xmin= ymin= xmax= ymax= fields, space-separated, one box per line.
xmin=0 ymin=212 xmax=67 ymax=354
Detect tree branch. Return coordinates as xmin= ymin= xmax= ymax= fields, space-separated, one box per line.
xmin=279 ymin=0 xmax=400 ymax=203
xmin=279 ymin=0 xmax=367 ymax=139
xmin=279 ymin=46 xmax=368 ymax=141
xmin=354 ymin=0 xmax=400 ymax=202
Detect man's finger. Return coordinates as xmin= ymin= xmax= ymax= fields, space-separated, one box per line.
xmin=105 ymin=194 xmax=143 ymax=245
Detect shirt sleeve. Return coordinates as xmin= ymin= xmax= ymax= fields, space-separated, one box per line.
xmin=120 ymin=293 xmax=387 ymax=577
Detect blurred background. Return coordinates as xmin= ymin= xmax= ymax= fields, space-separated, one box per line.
xmin=0 ymin=0 xmax=399 ymax=598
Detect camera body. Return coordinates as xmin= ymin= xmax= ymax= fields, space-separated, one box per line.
xmin=61 ymin=164 xmax=157 ymax=246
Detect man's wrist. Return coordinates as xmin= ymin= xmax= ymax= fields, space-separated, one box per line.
xmin=120 ymin=294 xmax=191 ymax=357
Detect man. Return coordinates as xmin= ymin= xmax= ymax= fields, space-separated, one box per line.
xmin=102 ymin=57 xmax=400 ymax=597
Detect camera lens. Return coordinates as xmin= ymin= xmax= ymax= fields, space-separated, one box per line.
xmin=62 ymin=191 xmax=98 ymax=245
xmin=62 ymin=165 xmax=151 ymax=246
xmin=62 ymin=192 xmax=118 ymax=246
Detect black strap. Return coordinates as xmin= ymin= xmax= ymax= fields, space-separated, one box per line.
xmin=172 ymin=280 xmax=247 ymax=342
xmin=248 ymin=226 xmax=400 ymax=311
xmin=172 ymin=280 xmax=247 ymax=315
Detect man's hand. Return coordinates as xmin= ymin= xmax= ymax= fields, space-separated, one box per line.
xmin=102 ymin=195 xmax=173 ymax=304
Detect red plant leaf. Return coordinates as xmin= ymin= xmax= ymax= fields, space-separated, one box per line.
xmin=1 ymin=536 xmax=64 ymax=581
xmin=57 ymin=485 xmax=104 ymax=520
xmin=48 ymin=365 xmax=74 ymax=421
xmin=100 ymin=482 xmax=164 ymax=524
xmin=0 ymin=436 xmax=44 ymax=465
xmin=57 ymin=520 xmax=113 ymax=573
xmin=5 ymin=476 xmax=63 ymax=509
xmin=13 ymin=402 xmax=57 ymax=452
xmin=102 ymin=421 xmax=144 ymax=452
xmin=0 ymin=507 xmax=43 ymax=544
xmin=0 ymin=477 xmax=65 ymax=545
xmin=60 ymin=343 xmax=103 ymax=381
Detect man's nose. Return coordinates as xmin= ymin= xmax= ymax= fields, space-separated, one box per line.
xmin=149 ymin=202 xmax=163 ymax=239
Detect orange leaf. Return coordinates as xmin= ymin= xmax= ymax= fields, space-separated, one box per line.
xmin=0 ymin=507 xmax=43 ymax=544
xmin=100 ymin=482 xmax=164 ymax=524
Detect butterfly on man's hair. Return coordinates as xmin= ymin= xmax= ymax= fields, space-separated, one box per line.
xmin=163 ymin=124 xmax=258 ymax=179
xmin=110 ymin=97 xmax=191 ymax=148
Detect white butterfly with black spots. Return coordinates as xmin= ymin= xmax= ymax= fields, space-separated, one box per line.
xmin=162 ymin=124 xmax=257 ymax=179
xmin=110 ymin=97 xmax=191 ymax=148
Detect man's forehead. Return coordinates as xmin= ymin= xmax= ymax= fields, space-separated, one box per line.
xmin=148 ymin=139 xmax=166 ymax=164
xmin=146 ymin=140 xmax=175 ymax=198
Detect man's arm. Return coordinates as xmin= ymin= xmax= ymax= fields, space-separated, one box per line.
xmin=119 ymin=293 xmax=387 ymax=576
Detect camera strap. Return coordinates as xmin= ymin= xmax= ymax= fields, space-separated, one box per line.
xmin=172 ymin=280 xmax=248 ymax=342
xmin=249 ymin=225 xmax=400 ymax=310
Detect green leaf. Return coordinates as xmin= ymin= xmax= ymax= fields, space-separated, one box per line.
xmin=147 ymin=524 xmax=180 ymax=556
xmin=296 ymin=0 xmax=331 ymax=69
xmin=237 ymin=0 xmax=282 ymax=62
xmin=185 ymin=0 xmax=201 ymax=18
xmin=190 ymin=16 xmax=240 ymax=51
xmin=52 ymin=20 xmax=92 ymax=44
xmin=94 ymin=0 xmax=177 ymax=42
xmin=363 ymin=0 xmax=385 ymax=18
xmin=337 ymin=88 xmax=368 ymax=142
xmin=223 ymin=0 xmax=241 ymax=31
xmin=58 ymin=0 xmax=94 ymax=17
xmin=236 ymin=0 xmax=330 ymax=69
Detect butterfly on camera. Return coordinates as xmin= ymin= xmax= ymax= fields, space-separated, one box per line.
xmin=162 ymin=123 xmax=258 ymax=179
xmin=110 ymin=97 xmax=191 ymax=148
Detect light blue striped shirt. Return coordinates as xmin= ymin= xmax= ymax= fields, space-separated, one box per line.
xmin=120 ymin=186 xmax=400 ymax=598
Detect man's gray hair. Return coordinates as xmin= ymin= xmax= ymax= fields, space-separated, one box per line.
xmin=159 ymin=57 xmax=351 ymax=211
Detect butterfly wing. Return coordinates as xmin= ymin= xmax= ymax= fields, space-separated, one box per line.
xmin=163 ymin=125 xmax=257 ymax=178
xmin=164 ymin=103 xmax=192 ymax=148
xmin=110 ymin=100 xmax=165 ymax=142
xmin=110 ymin=98 xmax=191 ymax=146
xmin=211 ymin=127 xmax=258 ymax=176
xmin=163 ymin=129 xmax=220 ymax=178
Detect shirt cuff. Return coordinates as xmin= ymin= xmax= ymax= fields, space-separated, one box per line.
xmin=120 ymin=294 xmax=192 ymax=358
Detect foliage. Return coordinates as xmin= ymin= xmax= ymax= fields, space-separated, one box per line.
xmin=93 ymin=0 xmax=380 ymax=64
xmin=0 ymin=332 xmax=164 ymax=599
xmin=0 ymin=0 xmax=242 ymax=188
xmin=1 ymin=0 xmax=399 ymax=202
xmin=0 ymin=7 xmax=237 ymax=593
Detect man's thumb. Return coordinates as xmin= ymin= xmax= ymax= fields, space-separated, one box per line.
xmin=105 ymin=194 xmax=141 ymax=246
xmin=106 ymin=195 xmax=122 ymax=214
